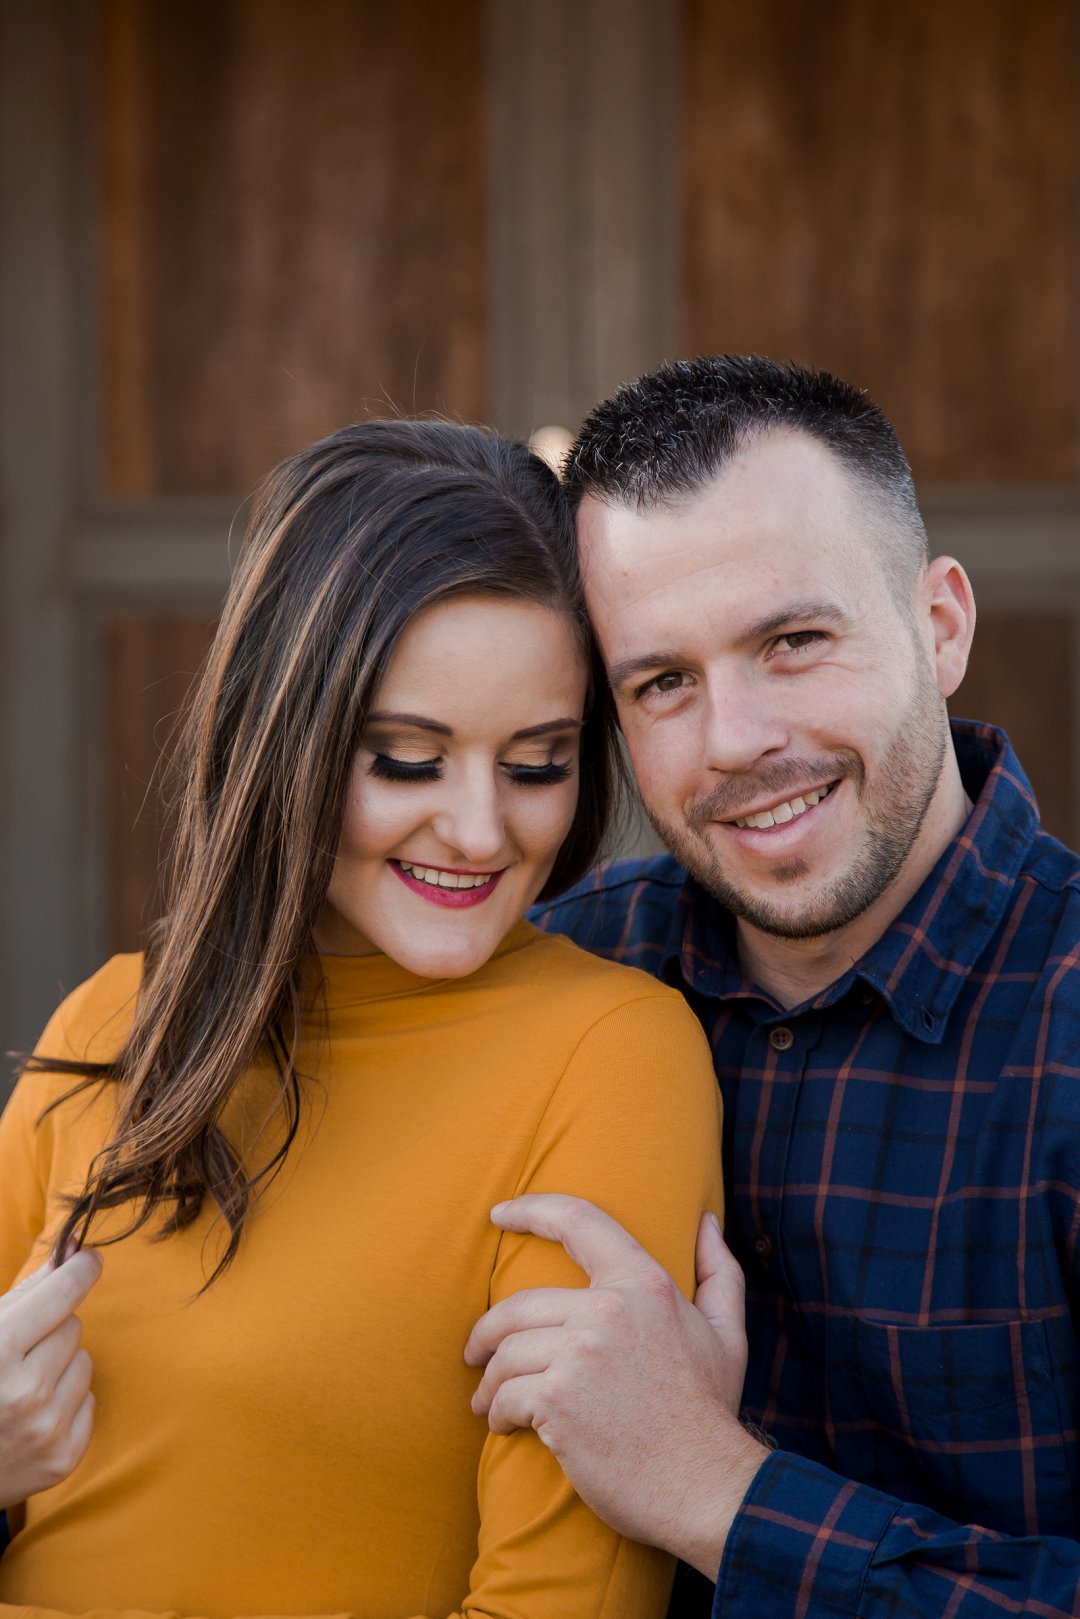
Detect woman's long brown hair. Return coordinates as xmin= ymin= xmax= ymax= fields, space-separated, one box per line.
xmin=24 ymin=421 xmax=621 ymax=1285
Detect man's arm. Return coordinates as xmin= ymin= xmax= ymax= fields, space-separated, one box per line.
xmin=466 ymin=1196 xmax=1080 ymax=1619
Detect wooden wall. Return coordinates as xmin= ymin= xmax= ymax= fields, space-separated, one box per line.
xmin=96 ymin=0 xmax=488 ymax=950
xmin=2 ymin=0 xmax=1078 ymax=1052
xmin=681 ymin=0 xmax=1080 ymax=843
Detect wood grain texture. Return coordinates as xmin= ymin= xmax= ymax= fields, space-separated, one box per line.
xmin=100 ymin=0 xmax=488 ymax=497
xmin=950 ymin=613 xmax=1074 ymax=845
xmin=105 ymin=614 xmax=218 ymax=952
xmin=682 ymin=0 xmax=1078 ymax=482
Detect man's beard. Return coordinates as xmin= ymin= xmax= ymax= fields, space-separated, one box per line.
xmin=645 ymin=664 xmax=949 ymax=941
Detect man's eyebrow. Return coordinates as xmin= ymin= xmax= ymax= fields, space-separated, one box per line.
xmin=364 ymin=712 xmax=583 ymax=740
xmin=742 ymin=600 xmax=851 ymax=642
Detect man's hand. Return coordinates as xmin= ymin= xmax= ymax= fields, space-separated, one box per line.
xmin=0 ymin=1248 xmax=101 ymax=1508
xmin=464 ymin=1195 xmax=767 ymax=1580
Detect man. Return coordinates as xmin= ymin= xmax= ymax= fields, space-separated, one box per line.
xmin=464 ymin=356 xmax=1080 ymax=1616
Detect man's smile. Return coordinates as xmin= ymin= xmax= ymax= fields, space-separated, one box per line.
xmin=727 ymin=780 xmax=837 ymax=831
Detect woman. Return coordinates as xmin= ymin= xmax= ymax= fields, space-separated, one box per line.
xmin=0 ymin=421 xmax=723 ymax=1618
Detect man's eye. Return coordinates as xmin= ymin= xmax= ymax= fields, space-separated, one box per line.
xmin=637 ymin=671 xmax=687 ymax=698
xmin=773 ymin=631 xmax=822 ymax=654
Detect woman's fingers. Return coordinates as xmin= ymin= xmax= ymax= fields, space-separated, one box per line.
xmin=64 ymin=1390 xmax=96 ymax=1473
xmin=0 ymin=1253 xmax=101 ymax=1505
xmin=22 ymin=1312 xmax=83 ymax=1395
xmin=50 ymin=1345 xmax=93 ymax=1427
xmin=0 ymin=1249 xmax=102 ymax=1359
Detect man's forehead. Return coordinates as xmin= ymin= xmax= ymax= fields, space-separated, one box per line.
xmin=575 ymin=430 xmax=863 ymax=570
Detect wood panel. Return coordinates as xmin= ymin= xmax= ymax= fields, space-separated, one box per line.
xmin=100 ymin=0 xmax=488 ymax=497
xmin=949 ymin=613 xmax=1074 ymax=845
xmin=682 ymin=0 xmax=1078 ymax=483
xmin=105 ymin=614 xmax=218 ymax=952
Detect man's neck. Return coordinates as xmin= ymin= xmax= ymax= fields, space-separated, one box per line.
xmin=735 ymin=764 xmax=974 ymax=1011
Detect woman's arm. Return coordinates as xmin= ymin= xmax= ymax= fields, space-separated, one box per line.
xmin=444 ymin=989 xmax=725 ymax=1619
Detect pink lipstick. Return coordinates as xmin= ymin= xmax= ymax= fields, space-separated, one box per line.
xmin=390 ymin=860 xmax=505 ymax=908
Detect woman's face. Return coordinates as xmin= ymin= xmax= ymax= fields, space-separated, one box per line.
xmin=315 ymin=594 xmax=588 ymax=977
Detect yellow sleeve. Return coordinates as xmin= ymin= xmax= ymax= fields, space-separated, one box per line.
xmin=456 ymin=989 xmax=725 ymax=1619
xmin=0 ymin=1076 xmax=53 ymax=1292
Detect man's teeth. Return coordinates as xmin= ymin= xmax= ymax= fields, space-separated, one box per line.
xmin=398 ymin=861 xmax=494 ymax=890
xmin=734 ymin=784 xmax=832 ymax=830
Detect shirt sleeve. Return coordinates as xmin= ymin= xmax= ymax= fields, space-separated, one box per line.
xmin=460 ymin=988 xmax=726 ymax=1619
xmin=715 ymin=1448 xmax=1080 ymax=1619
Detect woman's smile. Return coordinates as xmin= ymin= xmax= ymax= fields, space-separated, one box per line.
xmin=391 ymin=859 xmax=507 ymax=906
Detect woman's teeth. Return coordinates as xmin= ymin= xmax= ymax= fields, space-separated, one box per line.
xmin=734 ymin=783 xmax=833 ymax=830
xmin=398 ymin=862 xmax=495 ymax=890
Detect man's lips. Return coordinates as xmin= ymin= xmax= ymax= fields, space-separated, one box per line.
xmin=390 ymin=859 xmax=506 ymax=908
xmin=720 ymin=780 xmax=839 ymax=833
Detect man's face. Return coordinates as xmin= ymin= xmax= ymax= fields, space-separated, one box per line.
xmin=577 ymin=430 xmax=951 ymax=940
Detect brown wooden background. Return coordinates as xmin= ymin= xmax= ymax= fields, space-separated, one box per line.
xmin=3 ymin=0 xmax=1078 ymax=1054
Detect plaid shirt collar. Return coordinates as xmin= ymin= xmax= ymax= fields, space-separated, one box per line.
xmin=663 ymin=720 xmax=1041 ymax=1043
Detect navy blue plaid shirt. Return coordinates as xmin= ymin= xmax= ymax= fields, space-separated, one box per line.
xmin=533 ymin=722 xmax=1080 ymax=1619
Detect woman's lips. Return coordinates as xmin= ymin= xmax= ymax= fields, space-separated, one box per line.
xmin=390 ymin=860 xmax=506 ymax=908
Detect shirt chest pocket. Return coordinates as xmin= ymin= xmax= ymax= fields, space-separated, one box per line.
xmin=825 ymin=1315 xmax=1075 ymax=1539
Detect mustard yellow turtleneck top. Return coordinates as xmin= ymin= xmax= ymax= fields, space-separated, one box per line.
xmin=0 ymin=920 xmax=723 ymax=1619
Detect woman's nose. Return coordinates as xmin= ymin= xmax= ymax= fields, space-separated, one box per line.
xmin=432 ymin=777 xmax=507 ymax=864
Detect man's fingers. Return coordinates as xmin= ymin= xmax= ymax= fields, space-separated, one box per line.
xmin=490 ymin=1194 xmax=656 ymax=1287
xmin=486 ymin=1372 xmax=550 ymax=1439
xmin=0 ymin=1249 xmax=103 ymax=1357
xmin=693 ymin=1212 xmax=745 ymax=1341
xmin=464 ymin=1287 xmax=577 ymax=1366
xmin=470 ymin=1326 xmax=558 ymax=1417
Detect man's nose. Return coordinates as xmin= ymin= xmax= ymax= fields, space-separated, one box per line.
xmin=700 ymin=675 xmax=790 ymax=775
xmin=432 ymin=774 xmax=507 ymax=864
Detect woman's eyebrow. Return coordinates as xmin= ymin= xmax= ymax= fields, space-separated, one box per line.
xmin=365 ymin=711 xmax=453 ymax=736
xmin=510 ymin=718 xmax=584 ymax=740
xmin=364 ymin=713 xmax=583 ymax=740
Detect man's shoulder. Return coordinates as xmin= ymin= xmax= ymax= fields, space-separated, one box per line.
xmin=531 ymin=854 xmax=693 ymax=968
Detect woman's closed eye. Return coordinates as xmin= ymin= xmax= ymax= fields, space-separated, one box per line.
xmin=367 ymin=754 xmax=574 ymax=787
xmin=503 ymin=760 xmax=574 ymax=787
xmin=368 ymin=753 xmax=441 ymax=783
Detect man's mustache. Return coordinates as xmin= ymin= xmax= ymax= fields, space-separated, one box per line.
xmin=684 ymin=753 xmax=861 ymax=830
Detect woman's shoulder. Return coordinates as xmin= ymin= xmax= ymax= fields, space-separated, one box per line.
xmin=497 ymin=920 xmax=696 ymax=1023
xmin=33 ymin=952 xmax=145 ymax=1069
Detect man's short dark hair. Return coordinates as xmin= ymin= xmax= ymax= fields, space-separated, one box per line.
xmin=564 ymin=354 xmax=929 ymax=593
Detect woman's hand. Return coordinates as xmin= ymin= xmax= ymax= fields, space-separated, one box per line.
xmin=0 ymin=1248 xmax=101 ymax=1508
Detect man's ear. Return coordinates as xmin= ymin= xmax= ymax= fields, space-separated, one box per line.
xmin=920 ymin=556 xmax=976 ymax=700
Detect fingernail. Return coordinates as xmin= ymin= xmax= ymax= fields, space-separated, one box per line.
xmin=491 ymin=1202 xmax=507 ymax=1219
xmin=709 ymin=1212 xmax=722 ymax=1234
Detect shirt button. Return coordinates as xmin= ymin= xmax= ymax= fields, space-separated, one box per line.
xmin=769 ymin=1025 xmax=794 ymax=1051
xmin=753 ymin=1234 xmax=773 ymax=1260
